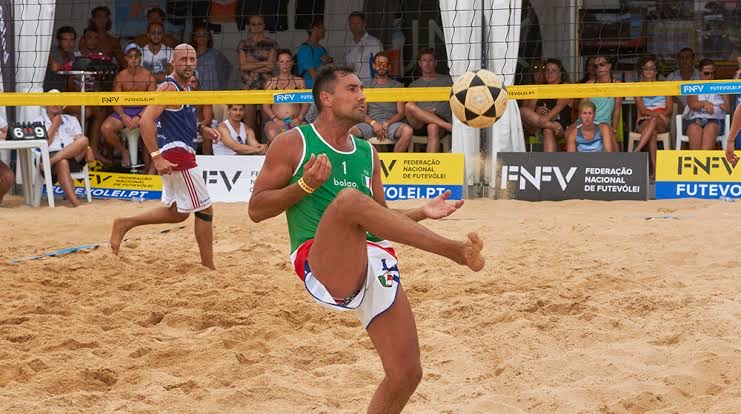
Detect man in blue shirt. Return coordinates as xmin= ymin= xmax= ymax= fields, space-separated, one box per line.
xmin=297 ymin=17 xmax=333 ymax=88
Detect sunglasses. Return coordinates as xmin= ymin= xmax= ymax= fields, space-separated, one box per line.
xmin=702 ymin=70 xmax=715 ymax=75
xmin=375 ymin=61 xmax=390 ymax=68
xmin=592 ymin=61 xmax=609 ymax=68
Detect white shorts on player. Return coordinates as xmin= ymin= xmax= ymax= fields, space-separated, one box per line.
xmin=161 ymin=167 xmax=212 ymax=213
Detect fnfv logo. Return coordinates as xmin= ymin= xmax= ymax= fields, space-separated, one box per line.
xmin=681 ymin=84 xmax=705 ymax=94
xmin=203 ymin=170 xmax=242 ymax=192
xmin=677 ymin=155 xmax=734 ymax=176
xmin=500 ymin=165 xmax=577 ymax=190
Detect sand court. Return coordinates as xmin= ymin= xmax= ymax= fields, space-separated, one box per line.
xmin=0 ymin=197 xmax=739 ymax=413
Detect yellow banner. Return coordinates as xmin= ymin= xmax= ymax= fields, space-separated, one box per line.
xmin=656 ymin=151 xmax=740 ymax=182
xmin=76 ymin=171 xmax=163 ymax=189
xmin=378 ymin=153 xmax=464 ymax=185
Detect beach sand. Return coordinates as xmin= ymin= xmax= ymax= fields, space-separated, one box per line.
xmin=0 ymin=196 xmax=739 ymax=413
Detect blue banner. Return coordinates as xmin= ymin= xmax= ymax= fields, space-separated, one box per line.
xmin=382 ymin=184 xmax=463 ymax=201
xmin=273 ymin=92 xmax=314 ymax=104
xmin=656 ymin=181 xmax=741 ymax=199
xmin=680 ymin=81 xmax=741 ymax=95
xmin=49 ymin=185 xmax=162 ymax=200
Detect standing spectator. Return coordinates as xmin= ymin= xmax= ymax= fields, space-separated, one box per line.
xmin=190 ymin=23 xmax=232 ymax=91
xmin=238 ymin=15 xmax=278 ymax=133
xmin=297 ymin=16 xmax=333 ymax=88
xmin=141 ymin=22 xmax=173 ymax=83
xmin=33 ymin=91 xmax=94 ymax=207
xmin=404 ymin=48 xmax=453 ymax=152
xmin=664 ymin=47 xmax=700 ymax=114
xmin=187 ymin=74 xmax=215 ymax=157
xmin=214 ymin=104 xmax=267 ymax=155
xmin=79 ymin=6 xmax=123 ymax=67
xmin=349 ymin=52 xmax=413 ymax=152
xmin=0 ymin=115 xmax=13 ymax=206
xmin=567 ymin=100 xmax=614 ymax=153
xmin=684 ymin=59 xmax=729 ymax=150
xmin=345 ymin=11 xmax=383 ymax=83
xmin=585 ymin=55 xmax=622 ymax=151
xmin=44 ymin=26 xmax=77 ymax=92
xmin=100 ymin=44 xmax=157 ymax=168
xmin=633 ymin=56 xmax=672 ymax=178
xmin=520 ymin=58 xmax=572 ymax=152
xmin=262 ymin=50 xmax=309 ymax=144
xmin=134 ymin=7 xmax=180 ymax=48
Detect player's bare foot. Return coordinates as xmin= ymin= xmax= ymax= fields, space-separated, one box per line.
xmin=460 ymin=232 xmax=485 ymax=271
xmin=110 ymin=218 xmax=131 ymax=255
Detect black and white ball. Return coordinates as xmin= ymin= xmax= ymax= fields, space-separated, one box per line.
xmin=449 ymin=69 xmax=508 ymax=128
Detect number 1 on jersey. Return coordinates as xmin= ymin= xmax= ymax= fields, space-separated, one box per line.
xmin=342 ymin=160 xmax=347 ymax=175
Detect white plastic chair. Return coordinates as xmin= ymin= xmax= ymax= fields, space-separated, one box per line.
xmin=32 ymin=155 xmax=91 ymax=205
xmin=628 ymin=131 xmax=671 ymax=151
xmin=121 ymin=128 xmax=141 ymax=172
xmin=407 ymin=134 xmax=452 ymax=152
xmin=674 ymin=114 xmax=730 ymax=150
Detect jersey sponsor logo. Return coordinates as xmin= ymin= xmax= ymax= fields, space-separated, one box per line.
xmin=333 ymin=177 xmax=359 ymax=188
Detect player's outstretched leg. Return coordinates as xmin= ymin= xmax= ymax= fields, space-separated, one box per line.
xmin=110 ymin=205 xmax=189 ymax=255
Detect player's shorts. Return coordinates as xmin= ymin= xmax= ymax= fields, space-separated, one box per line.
xmin=161 ymin=167 xmax=211 ymax=213
xmin=290 ymin=239 xmax=400 ymax=329
xmin=354 ymin=121 xmax=407 ymax=142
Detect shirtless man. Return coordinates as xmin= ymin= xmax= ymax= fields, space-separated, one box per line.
xmin=100 ymin=43 xmax=156 ymax=168
xmin=261 ymin=50 xmax=309 ymax=144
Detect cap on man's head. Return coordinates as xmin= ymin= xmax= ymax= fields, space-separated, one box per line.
xmin=47 ymin=89 xmax=61 ymax=94
xmin=124 ymin=43 xmax=143 ymax=54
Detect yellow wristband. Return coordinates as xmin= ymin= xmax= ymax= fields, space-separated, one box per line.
xmin=297 ymin=177 xmax=315 ymax=193
xmin=150 ymin=150 xmax=161 ymax=158
xmin=369 ymin=120 xmax=377 ymax=126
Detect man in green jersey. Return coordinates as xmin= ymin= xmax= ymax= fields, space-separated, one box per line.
xmin=248 ymin=65 xmax=484 ymax=413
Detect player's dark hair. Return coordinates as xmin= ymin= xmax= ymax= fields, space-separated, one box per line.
xmin=313 ymin=65 xmax=357 ymax=111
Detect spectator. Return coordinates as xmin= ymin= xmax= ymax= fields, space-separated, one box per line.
xmin=345 ymin=11 xmax=383 ymax=82
xmin=0 ymin=115 xmax=12 ymax=206
xmin=238 ymin=15 xmax=278 ymax=132
xmin=633 ymin=56 xmax=672 ymax=178
xmin=684 ymin=59 xmax=729 ymax=150
xmin=134 ymin=7 xmax=180 ymax=48
xmin=187 ymin=74 xmax=215 ymax=157
xmin=214 ymin=104 xmax=267 ymax=155
xmin=33 ymin=90 xmax=94 ymax=207
xmin=262 ymin=50 xmax=309 ymax=144
xmin=190 ymin=23 xmax=232 ymax=91
xmin=297 ymin=16 xmax=333 ymax=88
xmin=100 ymin=43 xmax=156 ymax=168
xmin=404 ymin=48 xmax=453 ymax=152
xmin=349 ymin=52 xmax=413 ymax=152
xmin=567 ymin=100 xmax=614 ymax=153
xmin=725 ymin=104 xmax=741 ymax=165
xmin=585 ymin=55 xmax=622 ymax=151
xmin=79 ymin=6 xmax=123 ymax=67
xmin=141 ymin=22 xmax=173 ymax=83
xmin=664 ymin=47 xmax=700 ymax=114
xmin=44 ymin=26 xmax=77 ymax=92
xmin=579 ymin=56 xmax=597 ymax=83
xmin=520 ymin=58 xmax=572 ymax=152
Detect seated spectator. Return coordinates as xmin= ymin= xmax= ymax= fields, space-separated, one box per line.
xmin=567 ymin=100 xmax=615 ymax=153
xmin=262 ymin=50 xmax=309 ymax=144
xmin=100 ymin=43 xmax=156 ymax=168
xmin=187 ymin=74 xmax=215 ymax=156
xmin=404 ymin=48 xmax=453 ymax=153
xmin=44 ymin=26 xmax=77 ymax=92
xmin=684 ymin=59 xmax=729 ymax=150
xmin=349 ymin=52 xmax=413 ymax=152
xmin=0 ymin=116 xmax=13 ymax=206
xmin=238 ymin=15 xmax=278 ymax=132
xmin=579 ymin=56 xmax=597 ymax=83
xmin=214 ymin=104 xmax=267 ymax=155
xmin=34 ymin=91 xmax=94 ymax=207
xmin=190 ymin=23 xmax=232 ymax=91
xmin=133 ymin=7 xmax=180 ymax=49
xmin=664 ymin=47 xmax=700 ymax=114
xmin=520 ymin=58 xmax=572 ymax=152
xmin=584 ymin=55 xmax=622 ymax=151
xmin=297 ymin=16 xmax=333 ymax=89
xmin=633 ymin=56 xmax=672 ymax=178
xmin=79 ymin=6 xmax=123 ymax=67
xmin=141 ymin=22 xmax=173 ymax=83
xmin=725 ymin=104 xmax=741 ymax=165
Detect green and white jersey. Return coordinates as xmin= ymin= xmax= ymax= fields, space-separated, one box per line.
xmin=287 ymin=124 xmax=383 ymax=253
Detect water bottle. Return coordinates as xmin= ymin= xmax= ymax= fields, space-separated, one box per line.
xmin=719 ymin=196 xmax=735 ymax=203
xmin=283 ymin=117 xmax=293 ymax=130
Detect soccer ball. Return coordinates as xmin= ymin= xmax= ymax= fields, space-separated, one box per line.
xmin=449 ymin=69 xmax=508 ymax=128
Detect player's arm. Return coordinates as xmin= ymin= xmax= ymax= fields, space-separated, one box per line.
xmin=249 ymin=131 xmax=328 ymax=222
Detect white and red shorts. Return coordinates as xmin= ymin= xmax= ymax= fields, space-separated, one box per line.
xmin=161 ymin=167 xmax=212 ymax=213
xmin=290 ymin=239 xmax=400 ymax=329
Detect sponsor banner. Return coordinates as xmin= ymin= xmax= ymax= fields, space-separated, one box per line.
xmin=196 ymin=155 xmax=264 ymax=202
xmin=680 ymin=82 xmax=741 ymax=96
xmin=655 ymin=151 xmax=741 ymax=199
xmin=378 ymin=153 xmax=465 ymax=200
xmin=273 ymin=92 xmax=314 ymax=104
xmin=51 ymin=171 xmax=163 ymax=200
xmin=383 ymin=185 xmax=463 ymax=201
xmin=51 ymin=185 xmax=161 ymax=200
xmin=494 ymin=152 xmax=648 ymax=201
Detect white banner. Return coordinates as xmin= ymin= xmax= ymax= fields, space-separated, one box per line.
xmin=196 ymin=155 xmax=265 ymax=203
